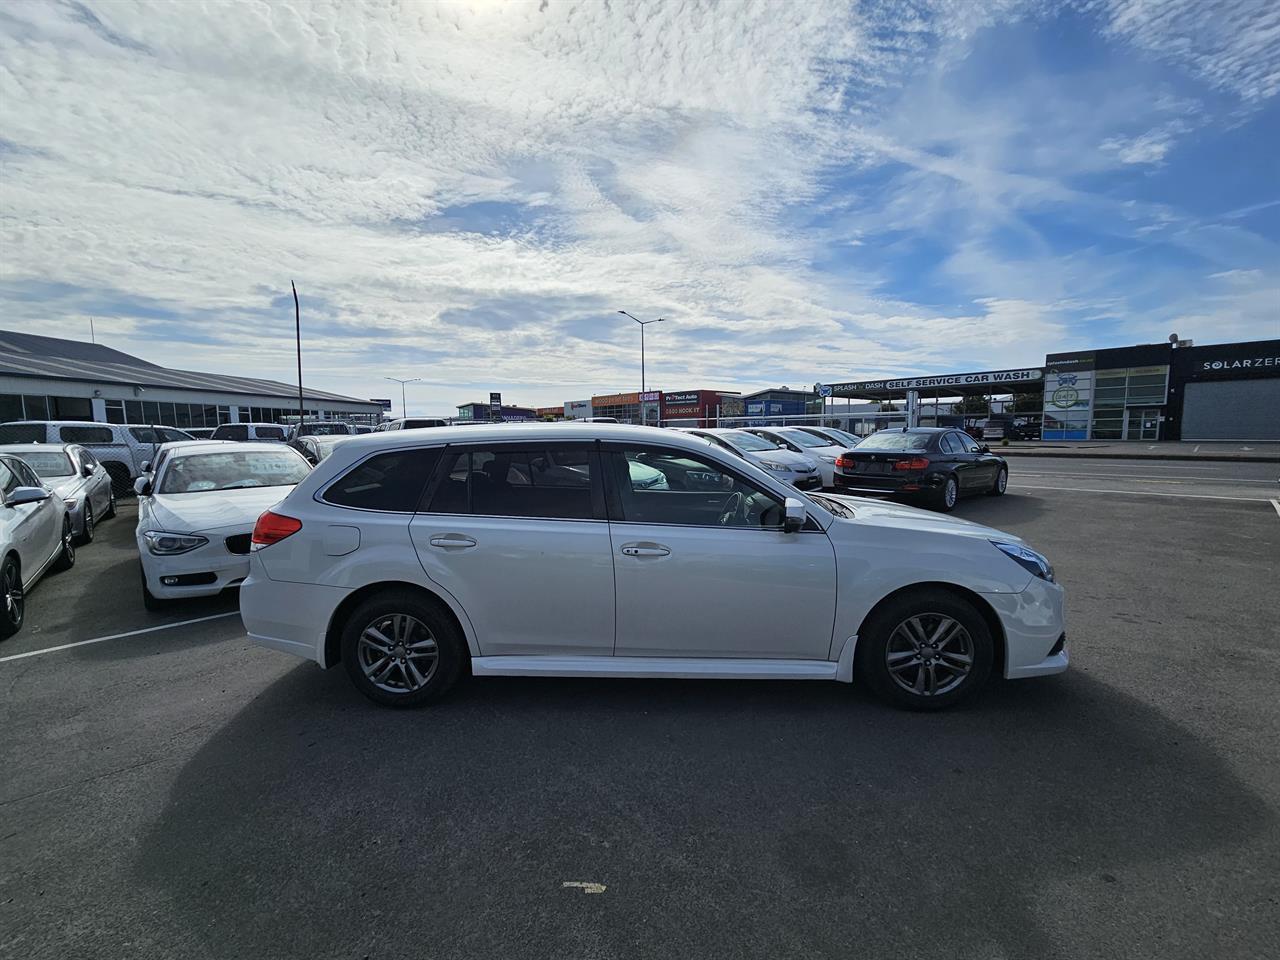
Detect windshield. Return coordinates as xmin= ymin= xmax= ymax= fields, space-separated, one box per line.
xmin=721 ymin=431 xmax=780 ymax=452
xmin=158 ymin=449 xmax=310 ymax=494
xmin=13 ymin=451 xmax=75 ymax=477
xmin=775 ymin=429 xmax=829 ymax=448
xmin=312 ymin=437 xmax=346 ymax=460
xmin=299 ymin=423 xmax=351 ymax=436
xmin=824 ymin=429 xmax=861 ymax=447
xmin=855 ymin=431 xmax=933 ymax=452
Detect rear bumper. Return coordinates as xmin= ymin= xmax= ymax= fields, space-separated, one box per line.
xmin=240 ymin=561 xmax=350 ymax=667
xmin=833 ymin=473 xmax=937 ymax=496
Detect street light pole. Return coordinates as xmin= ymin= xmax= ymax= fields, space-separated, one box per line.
xmin=617 ymin=310 xmax=665 ymax=393
xmin=384 ymin=376 xmax=420 ymax=418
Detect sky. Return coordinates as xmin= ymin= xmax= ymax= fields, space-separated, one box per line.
xmin=2 ymin=0 xmax=1278 ymax=415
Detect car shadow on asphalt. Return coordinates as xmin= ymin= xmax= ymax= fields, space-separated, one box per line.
xmin=952 ymin=492 xmax=1049 ymax=525
xmin=129 ymin=666 xmax=1273 ymax=960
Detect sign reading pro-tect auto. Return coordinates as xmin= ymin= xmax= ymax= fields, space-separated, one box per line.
xmin=830 ymin=368 xmax=1044 ymax=395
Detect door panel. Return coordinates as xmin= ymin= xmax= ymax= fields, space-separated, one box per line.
xmin=410 ymin=515 xmax=615 ymax=656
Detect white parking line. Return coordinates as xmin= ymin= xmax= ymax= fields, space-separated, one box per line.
xmin=1009 ymin=483 xmax=1272 ymax=503
xmin=0 ymin=612 xmax=240 ymax=664
xmin=1272 ymin=499 xmax=1280 ymax=519
xmin=1016 ymin=471 xmax=1277 ymax=484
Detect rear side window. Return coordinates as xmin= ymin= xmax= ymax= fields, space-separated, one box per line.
xmin=0 ymin=425 xmax=45 ymax=443
xmin=212 ymin=425 xmax=248 ymax=441
xmin=939 ymin=434 xmax=959 ymax=454
xmin=59 ymin=426 xmax=114 ymax=444
xmin=159 ymin=428 xmax=191 ymax=442
xmin=426 ymin=446 xmax=597 ymax=519
xmin=255 ymin=427 xmax=285 ymax=440
xmin=324 ymin=449 xmax=443 ymax=512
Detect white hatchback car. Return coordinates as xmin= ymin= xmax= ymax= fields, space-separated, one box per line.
xmin=135 ymin=441 xmax=311 ymax=610
xmin=241 ymin=424 xmax=1067 ymax=711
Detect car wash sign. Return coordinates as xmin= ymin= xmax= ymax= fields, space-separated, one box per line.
xmin=831 ymin=368 xmax=1044 ymax=395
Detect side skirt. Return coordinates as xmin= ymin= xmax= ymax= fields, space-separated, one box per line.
xmin=470 ymin=655 xmax=841 ymax=681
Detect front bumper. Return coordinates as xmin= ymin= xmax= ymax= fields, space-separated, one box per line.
xmin=138 ymin=530 xmax=252 ymax=599
xmin=785 ymin=471 xmax=823 ymax=490
xmin=984 ymin=576 xmax=1069 ymax=679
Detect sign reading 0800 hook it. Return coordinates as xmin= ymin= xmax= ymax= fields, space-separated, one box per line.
xmin=830 ymin=368 xmax=1044 ymax=394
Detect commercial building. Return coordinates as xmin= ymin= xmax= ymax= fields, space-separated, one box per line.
xmin=454 ymin=401 xmax=536 ymax=421
xmin=590 ymin=390 xmax=662 ymax=425
xmin=658 ymin=389 xmax=740 ymax=427
xmin=0 ymin=329 xmax=384 ymax=428
xmin=827 ymin=337 xmax=1279 ymax=442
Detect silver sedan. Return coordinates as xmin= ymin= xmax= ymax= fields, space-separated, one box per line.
xmin=0 ymin=443 xmax=116 ymax=543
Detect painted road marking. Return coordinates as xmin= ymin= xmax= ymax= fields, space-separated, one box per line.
xmin=562 ymin=881 xmax=607 ymax=894
xmin=0 ymin=612 xmax=240 ymax=664
xmin=1016 ymin=471 xmax=1277 ymax=484
xmin=1009 ymin=484 xmax=1271 ymax=503
xmin=1272 ymin=499 xmax=1280 ymax=519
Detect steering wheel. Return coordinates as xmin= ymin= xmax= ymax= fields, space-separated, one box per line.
xmin=718 ymin=491 xmax=744 ymax=526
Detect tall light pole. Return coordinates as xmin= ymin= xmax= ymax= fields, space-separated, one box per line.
xmin=617 ymin=311 xmax=665 ymax=393
xmin=385 ymin=376 xmax=420 ymax=418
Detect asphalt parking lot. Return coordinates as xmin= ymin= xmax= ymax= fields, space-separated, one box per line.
xmin=2 ymin=456 xmax=1278 ymax=960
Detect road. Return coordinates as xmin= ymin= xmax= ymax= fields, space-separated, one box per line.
xmin=2 ymin=460 xmax=1278 ymax=960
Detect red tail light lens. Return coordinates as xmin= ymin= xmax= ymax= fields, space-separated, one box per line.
xmin=836 ymin=454 xmax=856 ymax=468
xmin=251 ymin=510 xmax=302 ymax=547
xmin=893 ymin=457 xmax=931 ymax=471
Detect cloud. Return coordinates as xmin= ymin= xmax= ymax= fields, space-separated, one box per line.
xmin=1 ymin=1 xmax=1277 ymax=413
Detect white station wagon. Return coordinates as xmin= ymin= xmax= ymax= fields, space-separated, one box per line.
xmin=241 ymin=424 xmax=1066 ymax=710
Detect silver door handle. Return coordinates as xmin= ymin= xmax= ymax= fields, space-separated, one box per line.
xmin=429 ymin=535 xmax=477 ymax=549
xmin=621 ymin=544 xmax=670 ymax=557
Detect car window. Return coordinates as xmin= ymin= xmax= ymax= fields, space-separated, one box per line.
xmin=0 ymin=425 xmax=46 ymax=444
xmin=255 ymin=426 xmax=286 ymax=440
xmin=159 ymin=428 xmax=191 ymax=442
xmin=323 ymin=449 xmax=442 ymax=512
xmin=939 ymin=433 xmax=959 ymax=454
xmin=0 ymin=459 xmax=19 ymax=496
xmin=13 ymin=451 xmax=75 ymax=478
xmin=80 ymin=449 xmax=99 ymax=468
xmin=609 ymin=446 xmax=784 ymax=528
xmin=11 ymin=460 xmax=42 ymax=488
xmin=58 ymin=426 xmax=114 ymax=444
xmin=426 ymin=446 xmax=597 ymax=519
xmin=961 ymin=435 xmax=982 ymax=453
xmin=158 ymin=449 xmax=310 ymax=494
xmin=129 ymin=427 xmax=159 ymax=443
xmin=855 ymin=431 xmax=933 ymax=452
xmin=211 ymin=425 xmax=248 ymax=442
xmin=719 ymin=431 xmax=779 ymax=452
xmin=776 ymin=429 xmax=828 ymax=448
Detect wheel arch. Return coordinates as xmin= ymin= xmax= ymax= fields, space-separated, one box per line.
xmin=853 ymin=581 xmax=1006 ymax=679
xmin=323 ymin=580 xmax=472 ymax=670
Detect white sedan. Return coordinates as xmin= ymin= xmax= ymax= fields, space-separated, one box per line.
xmin=135 ymin=441 xmax=311 ymax=610
xmin=240 ymin=423 xmax=1066 ymax=711
xmin=2 ymin=454 xmax=75 ymax=640
xmin=743 ymin=427 xmax=849 ymax=488
xmin=0 ymin=443 xmax=116 ymax=543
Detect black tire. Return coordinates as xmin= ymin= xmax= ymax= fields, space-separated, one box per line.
xmin=104 ymin=489 xmax=117 ymax=519
xmin=856 ymin=588 xmax=994 ymax=711
xmin=51 ymin=517 xmax=76 ymax=572
xmin=341 ymin=589 xmax=465 ymax=708
xmin=140 ymin=564 xmax=167 ymax=612
xmin=1 ymin=555 xmax=23 ymax=640
xmin=932 ymin=475 xmax=959 ymax=512
xmin=987 ymin=466 xmax=1008 ymax=497
xmin=78 ymin=502 xmax=95 ymax=545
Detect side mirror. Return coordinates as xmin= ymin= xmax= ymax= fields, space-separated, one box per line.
xmin=140 ymin=460 xmax=152 ymax=474
xmin=133 ymin=476 xmax=152 ymax=497
xmin=82 ymin=464 xmax=95 ymax=478
xmin=6 ymin=486 xmax=50 ymax=507
xmin=783 ymin=497 xmax=807 ymax=533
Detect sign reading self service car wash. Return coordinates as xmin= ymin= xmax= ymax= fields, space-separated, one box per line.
xmin=830 ymin=368 xmax=1043 ymax=396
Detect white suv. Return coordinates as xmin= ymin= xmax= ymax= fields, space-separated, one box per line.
xmin=241 ymin=424 xmax=1067 ymax=711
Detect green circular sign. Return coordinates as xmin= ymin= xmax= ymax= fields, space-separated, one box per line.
xmin=1051 ymin=386 xmax=1080 ymax=409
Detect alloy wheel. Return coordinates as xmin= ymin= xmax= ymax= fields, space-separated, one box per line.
xmin=83 ymin=504 xmax=94 ymax=541
xmin=357 ymin=613 xmax=439 ymax=694
xmin=944 ymin=479 xmax=958 ymax=508
xmin=62 ymin=521 xmax=74 ymax=562
xmin=885 ymin=613 xmax=974 ymax=697
xmin=997 ymin=469 xmax=1008 ymax=493
xmin=3 ymin=566 xmax=22 ymax=629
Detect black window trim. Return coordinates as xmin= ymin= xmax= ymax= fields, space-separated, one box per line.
xmin=599 ymin=440 xmax=815 ymax=533
xmin=317 ymin=444 xmax=448 ymax=515
xmin=416 ymin=440 xmax=608 ymax=522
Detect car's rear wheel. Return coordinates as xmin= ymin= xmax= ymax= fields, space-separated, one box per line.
xmin=1 ymin=556 xmax=23 ymax=640
xmin=51 ymin=517 xmax=75 ymax=572
xmin=341 ymin=590 xmax=465 ymax=708
xmin=932 ymin=475 xmax=959 ymax=512
xmin=857 ymin=589 xmax=994 ymax=710
xmin=988 ymin=467 xmax=1008 ymax=496
xmin=79 ymin=503 xmax=95 ymax=544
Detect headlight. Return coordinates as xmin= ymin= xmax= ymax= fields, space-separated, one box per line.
xmin=143 ymin=531 xmax=208 ymax=555
xmin=759 ymin=461 xmax=788 ymax=472
xmin=819 ymin=455 xmax=837 ymax=463
xmin=991 ymin=541 xmax=1054 ymax=582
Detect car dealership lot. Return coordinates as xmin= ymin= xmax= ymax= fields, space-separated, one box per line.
xmin=2 ymin=458 xmax=1278 ymax=960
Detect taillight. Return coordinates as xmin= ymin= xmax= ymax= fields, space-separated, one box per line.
xmin=836 ymin=454 xmax=856 ymax=468
xmin=893 ymin=457 xmax=930 ymax=471
xmin=251 ymin=510 xmax=302 ymax=547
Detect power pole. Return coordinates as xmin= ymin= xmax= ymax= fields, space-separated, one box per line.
xmin=292 ymin=281 xmax=304 ymax=424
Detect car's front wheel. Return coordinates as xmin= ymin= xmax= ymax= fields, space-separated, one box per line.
xmin=988 ymin=467 xmax=1008 ymax=496
xmin=341 ymin=590 xmax=465 ymax=708
xmin=79 ymin=503 xmax=95 ymax=544
xmin=1 ymin=556 xmax=23 ymax=640
xmin=857 ymin=588 xmax=994 ymax=710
